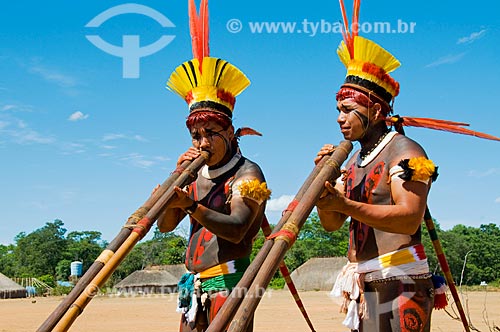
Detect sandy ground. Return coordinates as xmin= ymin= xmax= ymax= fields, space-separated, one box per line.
xmin=1 ymin=290 xmax=499 ymax=331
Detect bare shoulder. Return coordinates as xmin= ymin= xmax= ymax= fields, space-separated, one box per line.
xmin=388 ymin=134 xmax=428 ymax=165
xmin=235 ymin=157 xmax=266 ymax=181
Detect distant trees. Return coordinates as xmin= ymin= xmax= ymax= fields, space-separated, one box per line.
xmin=1 ymin=216 xmax=499 ymax=289
xmin=0 ymin=220 xmax=105 ymax=284
xmin=11 ymin=220 xmax=68 ymax=278
xmin=111 ymin=229 xmax=188 ymax=285
xmin=0 ymin=220 xmax=187 ymax=287
xmin=422 ymin=221 xmax=500 ymax=285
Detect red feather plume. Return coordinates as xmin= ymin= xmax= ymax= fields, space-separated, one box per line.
xmin=188 ymin=0 xmax=209 ymax=71
xmin=338 ymin=0 xmax=361 ymax=59
xmin=387 ymin=116 xmax=500 ymax=141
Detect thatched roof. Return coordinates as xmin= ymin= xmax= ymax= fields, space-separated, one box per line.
xmin=285 ymin=257 xmax=348 ymax=291
xmin=0 ymin=272 xmax=27 ymax=299
xmin=115 ymin=269 xmax=178 ymax=288
xmin=155 ymin=264 xmax=188 ymax=280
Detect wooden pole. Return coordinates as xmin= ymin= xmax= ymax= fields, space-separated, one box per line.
xmin=260 ymin=217 xmax=316 ymax=332
xmin=424 ymin=207 xmax=471 ymax=332
xmin=40 ymin=151 xmax=209 ymax=332
xmin=205 ymin=153 xmax=330 ymax=332
xmin=227 ymin=141 xmax=352 ymax=332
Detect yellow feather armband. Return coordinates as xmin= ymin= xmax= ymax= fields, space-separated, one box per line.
xmin=398 ymin=157 xmax=439 ymax=183
xmin=235 ymin=179 xmax=271 ymax=205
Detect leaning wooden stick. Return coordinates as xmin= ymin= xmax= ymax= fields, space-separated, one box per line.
xmin=43 ymin=151 xmax=209 ymax=332
xmin=206 ymin=151 xmax=332 ymax=332
xmin=424 ymin=207 xmax=471 ymax=332
xmin=227 ymin=140 xmax=353 ymax=332
xmin=36 ymin=156 xmax=203 ymax=332
xmin=260 ymin=217 xmax=316 ymax=332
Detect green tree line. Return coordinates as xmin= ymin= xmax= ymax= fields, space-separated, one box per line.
xmin=1 ymin=214 xmax=499 ymax=290
xmin=0 ymin=219 xmax=187 ymax=288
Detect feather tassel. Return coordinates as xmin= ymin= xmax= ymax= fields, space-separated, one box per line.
xmin=235 ymin=127 xmax=262 ymax=138
xmin=387 ymin=116 xmax=500 ymax=141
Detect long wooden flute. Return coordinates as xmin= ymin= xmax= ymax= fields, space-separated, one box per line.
xmin=207 ymin=141 xmax=352 ymax=332
xmin=37 ymin=151 xmax=209 ymax=332
xmin=227 ymin=140 xmax=352 ymax=332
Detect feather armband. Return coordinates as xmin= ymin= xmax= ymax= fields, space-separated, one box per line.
xmin=398 ymin=157 xmax=438 ymax=183
xmin=235 ymin=179 xmax=271 ymax=205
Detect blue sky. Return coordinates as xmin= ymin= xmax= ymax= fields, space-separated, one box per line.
xmin=1 ymin=0 xmax=499 ymax=245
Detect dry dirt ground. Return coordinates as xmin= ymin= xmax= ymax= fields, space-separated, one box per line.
xmin=1 ymin=290 xmax=499 ymax=331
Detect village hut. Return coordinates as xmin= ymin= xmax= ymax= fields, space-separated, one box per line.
xmin=0 ymin=272 xmax=27 ymax=299
xmin=157 ymin=264 xmax=188 ymax=280
xmin=285 ymin=257 xmax=348 ymax=291
xmin=114 ymin=267 xmax=180 ymax=295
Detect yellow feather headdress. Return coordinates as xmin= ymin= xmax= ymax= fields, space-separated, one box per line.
xmin=166 ymin=0 xmax=250 ymax=118
xmin=337 ymin=0 xmax=400 ymax=106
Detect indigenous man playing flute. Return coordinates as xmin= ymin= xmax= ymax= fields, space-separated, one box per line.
xmin=316 ymin=2 xmax=437 ymax=331
xmin=315 ymin=1 xmax=499 ymax=331
xmin=156 ymin=1 xmax=270 ymax=331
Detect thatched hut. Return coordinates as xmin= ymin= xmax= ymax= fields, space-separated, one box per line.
xmin=285 ymin=257 xmax=348 ymax=291
xmin=114 ymin=268 xmax=180 ymax=295
xmin=0 ymin=272 xmax=27 ymax=299
xmin=156 ymin=264 xmax=188 ymax=280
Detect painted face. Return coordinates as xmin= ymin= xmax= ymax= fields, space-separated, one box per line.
xmin=190 ymin=120 xmax=234 ymax=167
xmin=336 ymin=98 xmax=371 ymax=141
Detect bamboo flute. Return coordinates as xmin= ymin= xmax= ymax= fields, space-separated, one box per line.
xmin=260 ymin=218 xmax=316 ymax=332
xmin=227 ymin=141 xmax=352 ymax=332
xmin=45 ymin=151 xmax=209 ymax=332
xmin=424 ymin=207 xmax=471 ymax=332
xmin=205 ymin=154 xmax=331 ymax=332
xmin=36 ymin=157 xmax=199 ymax=332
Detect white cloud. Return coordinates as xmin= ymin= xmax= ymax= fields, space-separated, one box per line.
xmin=102 ymin=133 xmax=126 ymax=141
xmin=120 ymin=153 xmax=155 ymax=169
xmin=457 ymin=29 xmax=487 ymax=44
xmin=11 ymin=127 xmax=55 ymax=144
xmin=61 ymin=142 xmax=87 ymax=154
xmin=425 ymin=53 xmax=466 ymax=68
xmin=29 ymin=65 xmax=77 ymax=88
xmin=495 ymin=197 xmax=500 ymax=204
xmin=154 ymin=156 xmax=170 ymax=162
xmin=2 ymin=105 xmax=16 ymax=111
xmin=0 ymin=116 xmax=55 ymax=145
xmin=266 ymin=194 xmax=295 ymax=212
xmin=68 ymin=111 xmax=89 ymax=121
xmin=102 ymin=133 xmax=148 ymax=142
xmin=468 ymin=168 xmax=500 ymax=178
xmin=133 ymin=134 xmax=147 ymax=142
xmin=1 ymin=103 xmax=34 ymax=113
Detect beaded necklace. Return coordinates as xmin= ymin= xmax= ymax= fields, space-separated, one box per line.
xmin=359 ymin=129 xmax=391 ymax=161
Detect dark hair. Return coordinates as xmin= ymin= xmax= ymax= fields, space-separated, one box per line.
xmin=186 ymin=111 xmax=232 ymax=130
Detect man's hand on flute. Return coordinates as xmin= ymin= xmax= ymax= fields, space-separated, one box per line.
xmin=177 ymin=147 xmax=202 ymax=166
xmin=314 ymin=144 xmax=336 ymax=164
